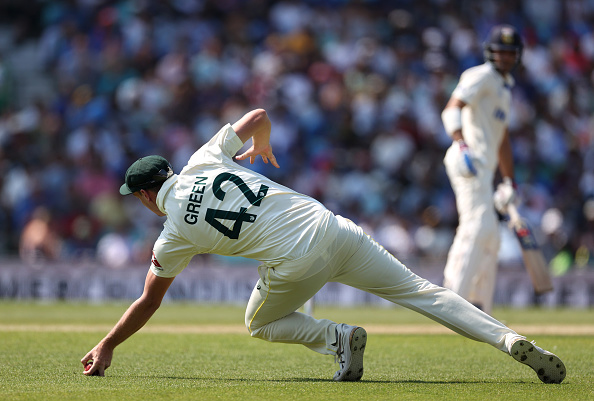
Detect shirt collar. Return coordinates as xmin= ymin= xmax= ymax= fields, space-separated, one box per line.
xmin=487 ymin=62 xmax=515 ymax=88
xmin=156 ymin=174 xmax=178 ymax=214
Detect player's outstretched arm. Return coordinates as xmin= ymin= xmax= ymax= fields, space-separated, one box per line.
xmin=81 ymin=271 xmax=174 ymax=376
xmin=233 ymin=108 xmax=279 ymax=168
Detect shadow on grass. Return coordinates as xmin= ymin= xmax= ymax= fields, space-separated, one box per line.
xmin=119 ymin=375 xmax=534 ymax=385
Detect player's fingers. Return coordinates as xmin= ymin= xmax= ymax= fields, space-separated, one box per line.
xmin=84 ymin=365 xmax=104 ymax=376
xmin=262 ymin=148 xmax=279 ymax=168
xmin=83 ymin=360 xmax=96 ymax=376
xmin=235 ymin=146 xmax=257 ymax=161
xmin=268 ymin=153 xmax=280 ymax=168
xmin=84 ymin=360 xmax=107 ymax=377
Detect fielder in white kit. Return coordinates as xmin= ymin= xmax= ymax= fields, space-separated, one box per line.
xmin=81 ymin=108 xmax=565 ymax=384
xmin=442 ymin=25 xmax=523 ymax=314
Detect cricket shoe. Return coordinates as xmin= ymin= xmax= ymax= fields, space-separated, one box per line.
xmin=333 ymin=324 xmax=367 ymax=381
xmin=510 ymin=339 xmax=566 ymax=384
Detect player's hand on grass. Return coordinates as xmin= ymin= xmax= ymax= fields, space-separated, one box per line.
xmin=81 ymin=344 xmax=113 ymax=376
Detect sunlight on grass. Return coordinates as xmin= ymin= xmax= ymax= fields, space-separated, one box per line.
xmin=0 ymin=302 xmax=593 ymax=401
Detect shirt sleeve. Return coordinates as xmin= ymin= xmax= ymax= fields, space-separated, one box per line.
xmin=451 ymin=68 xmax=488 ymax=106
xmin=184 ymin=124 xmax=244 ymax=169
xmin=149 ymin=235 xmax=197 ymax=278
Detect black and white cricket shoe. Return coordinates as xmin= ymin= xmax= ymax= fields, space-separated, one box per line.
xmin=510 ymin=339 xmax=566 ymax=384
xmin=333 ymin=324 xmax=367 ymax=381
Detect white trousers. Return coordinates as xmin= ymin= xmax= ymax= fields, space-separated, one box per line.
xmin=245 ymin=216 xmax=517 ymax=356
xmin=443 ymin=148 xmax=501 ymax=314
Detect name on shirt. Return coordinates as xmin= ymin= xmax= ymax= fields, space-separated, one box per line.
xmin=184 ymin=177 xmax=207 ymax=225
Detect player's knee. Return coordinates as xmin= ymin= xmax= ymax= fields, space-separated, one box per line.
xmin=245 ymin=315 xmax=256 ymax=333
xmin=245 ymin=314 xmax=264 ymax=337
xmin=247 ymin=324 xmax=267 ymax=340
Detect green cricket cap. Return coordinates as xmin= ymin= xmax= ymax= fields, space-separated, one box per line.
xmin=119 ymin=155 xmax=174 ymax=195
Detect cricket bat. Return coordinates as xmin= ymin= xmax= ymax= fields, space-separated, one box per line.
xmin=507 ymin=204 xmax=553 ymax=294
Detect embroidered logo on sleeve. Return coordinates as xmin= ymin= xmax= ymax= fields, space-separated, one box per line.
xmin=151 ymin=252 xmax=163 ymax=270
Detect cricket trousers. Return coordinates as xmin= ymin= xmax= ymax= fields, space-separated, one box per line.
xmin=443 ymin=149 xmax=501 ymax=314
xmin=245 ymin=215 xmax=517 ymax=356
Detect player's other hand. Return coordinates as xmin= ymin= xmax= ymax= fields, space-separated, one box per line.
xmin=494 ymin=177 xmax=517 ymax=214
xmin=456 ymin=140 xmax=478 ymax=177
xmin=236 ymin=144 xmax=280 ymax=168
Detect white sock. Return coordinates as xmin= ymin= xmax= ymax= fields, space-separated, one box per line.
xmin=504 ymin=333 xmax=526 ymax=355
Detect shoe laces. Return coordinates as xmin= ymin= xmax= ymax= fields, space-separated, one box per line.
xmin=335 ymin=341 xmax=346 ymax=365
xmin=529 ymin=340 xmax=550 ymax=354
xmin=335 ymin=351 xmax=345 ymax=365
xmin=334 ymin=326 xmax=345 ymax=365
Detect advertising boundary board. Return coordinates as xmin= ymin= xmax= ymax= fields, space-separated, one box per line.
xmin=1 ymin=261 xmax=593 ymax=307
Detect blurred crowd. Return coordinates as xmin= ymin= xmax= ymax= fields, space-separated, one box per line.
xmin=0 ymin=0 xmax=593 ymax=273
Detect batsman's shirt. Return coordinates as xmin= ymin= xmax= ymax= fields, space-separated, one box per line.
xmin=150 ymin=124 xmax=339 ymax=278
xmin=450 ymin=62 xmax=514 ymax=172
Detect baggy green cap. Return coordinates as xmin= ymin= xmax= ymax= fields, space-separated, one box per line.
xmin=119 ymin=155 xmax=173 ymax=195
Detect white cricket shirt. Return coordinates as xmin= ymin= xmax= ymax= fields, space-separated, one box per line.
xmin=450 ymin=62 xmax=514 ymax=172
xmin=150 ymin=124 xmax=338 ymax=278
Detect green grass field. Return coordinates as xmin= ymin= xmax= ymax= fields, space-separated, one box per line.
xmin=1 ymin=302 xmax=593 ymax=400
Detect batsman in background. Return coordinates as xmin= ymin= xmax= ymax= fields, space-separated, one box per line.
xmin=442 ymin=25 xmax=523 ymax=314
xmin=81 ymin=108 xmax=565 ymax=384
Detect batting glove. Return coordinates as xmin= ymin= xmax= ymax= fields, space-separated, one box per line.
xmin=493 ymin=177 xmax=518 ymax=214
xmin=456 ymin=140 xmax=478 ymax=177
